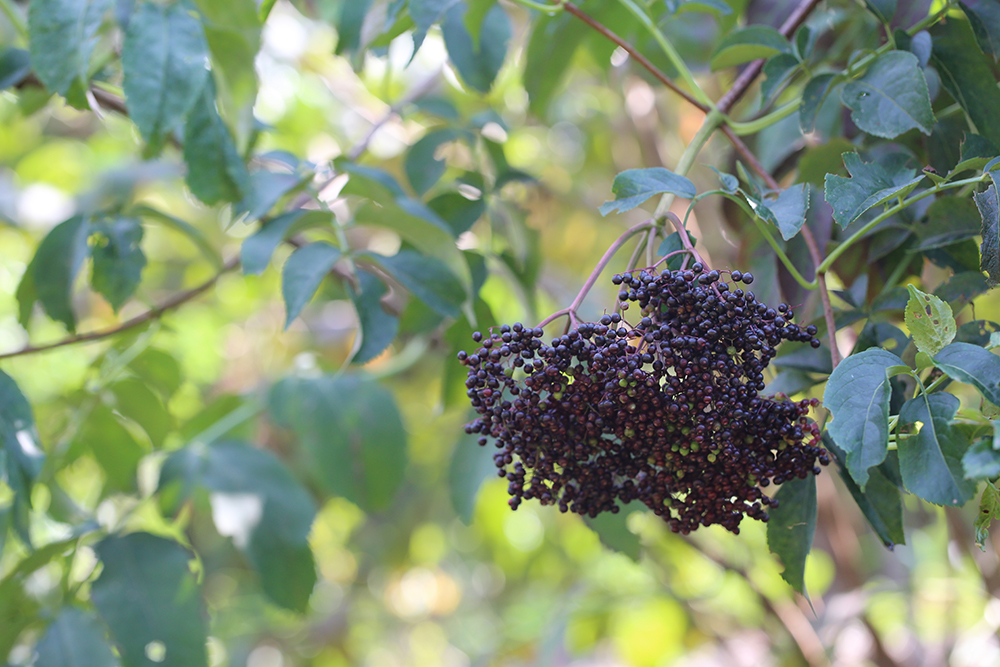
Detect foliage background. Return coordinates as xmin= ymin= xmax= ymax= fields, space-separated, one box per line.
xmin=1 ymin=0 xmax=1000 ymax=666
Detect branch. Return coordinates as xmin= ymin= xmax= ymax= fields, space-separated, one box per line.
xmin=0 ymin=257 xmax=240 ymax=361
xmin=799 ymin=225 xmax=842 ymax=369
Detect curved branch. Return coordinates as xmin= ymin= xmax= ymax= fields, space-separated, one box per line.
xmin=0 ymin=257 xmax=240 ymax=361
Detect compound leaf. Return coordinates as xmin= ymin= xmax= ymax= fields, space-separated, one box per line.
xmin=600 ymin=168 xmax=696 ymax=216
xmin=268 ymin=374 xmax=407 ymax=512
xmin=841 ymin=50 xmax=934 ymax=138
xmin=897 ymin=393 xmax=976 ymax=506
xmin=824 ymin=349 xmax=904 ymax=488
xmin=766 ymin=474 xmax=817 ymax=595
xmin=91 ymin=533 xmax=208 ymax=667
xmin=282 ymin=242 xmax=342 ymax=328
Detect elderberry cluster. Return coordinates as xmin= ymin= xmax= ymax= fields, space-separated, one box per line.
xmin=460 ymin=263 xmax=829 ymax=534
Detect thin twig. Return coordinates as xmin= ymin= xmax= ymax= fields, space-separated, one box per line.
xmin=346 ymin=69 xmax=442 ymax=161
xmin=799 ymin=226 xmax=841 ymax=368
xmin=563 ymin=2 xmax=707 ymax=112
xmin=0 ymin=257 xmax=240 ymax=360
xmin=664 ymin=212 xmax=706 ymax=267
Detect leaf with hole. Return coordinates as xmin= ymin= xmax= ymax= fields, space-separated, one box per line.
xmin=904 ymin=285 xmax=956 ymax=356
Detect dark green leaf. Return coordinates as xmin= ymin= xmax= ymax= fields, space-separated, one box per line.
xmin=841 ymin=50 xmax=934 ymax=138
xmin=824 ymin=152 xmax=924 ymax=228
xmin=951 ymin=133 xmax=998 ymax=176
xmin=766 ymin=184 xmax=810 ymax=240
xmin=897 ymin=393 xmax=976 ymax=506
xmin=333 ymin=0 xmax=372 ymax=55
xmin=35 ymin=607 xmax=118 ymax=667
xmin=282 ymin=242 xmax=342 ymax=327
xmin=914 ymin=197 xmax=982 ymax=250
xmin=761 ymin=53 xmax=800 ymax=104
xmin=961 ymin=0 xmax=1000 ymax=59
xmin=523 ymin=11 xmax=587 ymax=117
xmin=766 ymin=474 xmax=816 ymax=595
xmin=931 ymin=18 xmax=1000 ymax=155
xmin=771 ymin=345 xmax=833 ymax=374
xmin=584 ymin=501 xmax=646 ymax=561
xmin=91 ymin=217 xmax=146 ymax=312
xmin=441 ymin=3 xmax=510 ymax=93
xmin=241 ymin=210 xmax=331 ymax=275
xmin=974 ymin=482 xmax=1000 ymax=549
xmin=92 ymin=533 xmax=208 ymax=667
xmin=128 ymin=348 xmax=182 ymax=400
xmin=158 ymin=440 xmax=317 ymax=611
xmin=799 ymin=73 xmax=838 ymax=134
xmin=711 ymin=25 xmax=790 ymax=70
xmin=824 ymin=349 xmax=904 ymax=488
xmin=825 ymin=434 xmax=904 ymax=548
xmin=193 ymin=0 xmax=261 ymax=112
xmin=975 ymin=183 xmax=1000 ymax=287
xmin=963 ymin=433 xmax=1000 ymax=480
xmin=864 ymin=0 xmax=896 ymax=23
xmin=236 ymin=170 xmax=304 ymax=221
xmin=676 ymin=0 xmax=732 ymax=14
xmin=268 ymin=374 xmax=407 ymax=511
xmin=18 ymin=215 xmax=91 ymax=332
xmin=933 ymin=341 xmax=1000 ymax=406
xmin=348 ymin=269 xmax=398 ymax=365
xmin=410 ymin=0 xmax=460 ymax=32
xmin=448 ymin=432 xmax=497 ymax=524
xmin=183 ymin=83 xmax=251 ymax=205
xmin=956 ymin=319 xmax=1000 ymax=346
xmin=463 ymin=0 xmax=497 ymax=48
xmin=710 ymin=167 xmax=738 ymax=193
xmin=405 ymin=128 xmax=462 ymax=195
xmin=367 ymin=250 xmax=466 ymax=318
xmin=28 ymin=0 xmax=112 ymax=96
xmin=0 ymin=48 xmax=31 ymax=91
xmin=600 ymin=168 xmax=696 ymax=215
xmin=122 ymin=1 xmax=210 ymax=151
xmin=656 ymin=230 xmax=697 ymax=270
xmin=427 ymin=192 xmax=485 ymax=235
xmin=903 ymin=285 xmax=955 ymax=356
xmin=0 ymin=369 xmax=44 ymax=547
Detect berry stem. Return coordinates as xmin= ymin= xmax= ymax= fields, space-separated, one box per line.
xmin=664 ymin=212 xmax=707 ymax=268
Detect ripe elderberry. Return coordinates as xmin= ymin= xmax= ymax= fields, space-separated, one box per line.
xmin=459 ymin=266 xmax=828 ymax=534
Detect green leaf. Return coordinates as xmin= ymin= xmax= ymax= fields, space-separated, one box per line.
xmin=584 ymin=502 xmax=645 ymax=561
xmin=448 ymin=432 xmax=497 ymax=524
xmin=523 ymin=11 xmax=588 ymax=117
xmin=35 ymin=607 xmax=118 ymax=667
xmin=710 ymin=167 xmax=738 ymax=194
xmin=348 ymin=269 xmax=398 ymax=365
xmin=109 ymin=377 xmax=174 ymax=447
xmin=410 ymin=0 xmax=460 ymax=32
xmin=825 ymin=435 xmax=904 ymax=548
xmin=933 ymin=342 xmax=1000 ymax=406
xmin=766 ymin=184 xmax=810 ymax=241
xmin=904 ymin=285 xmax=956 ymax=356
xmin=677 ymin=0 xmax=732 ymax=15
xmin=122 ymin=0 xmax=210 ymax=151
xmin=656 ymin=230 xmax=697 ymax=270
xmin=158 ymin=440 xmax=317 ymax=611
xmin=897 ymin=393 xmax=976 ymax=506
xmin=864 ymin=0 xmax=896 ymax=23
xmin=333 ymin=0 xmax=373 ymax=55
xmin=236 ymin=170 xmax=305 ymax=221
xmin=427 ymin=192 xmax=485 ymax=236
xmin=823 ymin=349 xmax=904 ymax=488
xmin=366 ymin=250 xmax=466 ymax=318
xmin=841 ymin=50 xmax=934 ymax=138
xmin=131 ymin=205 xmax=222 ymax=269
xmin=464 ymin=0 xmax=497 ymax=48
xmin=28 ymin=0 xmax=112 ymax=96
xmin=974 ymin=481 xmax=1000 ymax=550
xmin=799 ymin=73 xmax=838 ymax=134
xmin=75 ymin=403 xmax=146 ymax=493
xmin=766 ymin=474 xmax=817 ymax=595
xmin=18 ymin=215 xmax=91 ymax=332
xmin=963 ymin=431 xmax=1000 ymax=481
xmin=92 ymin=533 xmax=208 ymax=667
xmin=282 ymin=242 xmax=342 ymax=328
xmin=0 ymin=369 xmax=44 ymax=547
xmin=0 ymin=48 xmax=31 ymax=91
xmin=600 ymin=168 xmax=696 ymax=216
xmin=90 ymin=216 xmax=146 ymax=312
xmin=241 ymin=210 xmax=331 ymax=275
xmin=183 ymin=82 xmax=251 ymax=205
xmin=961 ymin=0 xmax=1000 ymax=59
xmin=710 ymin=25 xmax=790 ymax=70
xmin=405 ymin=128 xmax=462 ymax=195
xmin=823 ymin=152 xmax=924 ymax=229
xmin=193 ymin=0 xmax=261 ymax=113
xmin=268 ymin=374 xmax=407 ymax=511
xmin=441 ymin=3 xmax=510 ymax=93
xmin=975 ymin=183 xmax=1000 ymax=287
xmin=128 ymin=348 xmax=182 ymax=400
xmin=931 ymin=18 xmax=1000 ymax=155
xmin=761 ymin=53 xmax=800 ymax=104
xmin=914 ymin=197 xmax=982 ymax=250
